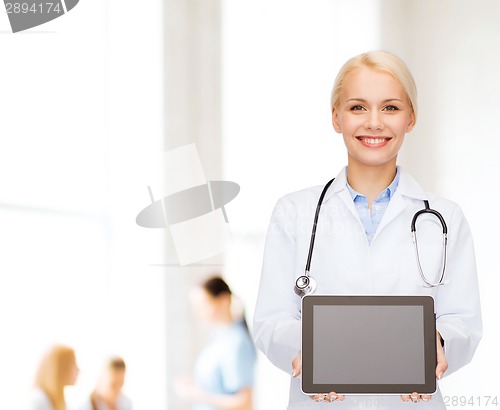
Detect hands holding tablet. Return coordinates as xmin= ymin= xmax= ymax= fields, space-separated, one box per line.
xmin=400 ymin=331 xmax=448 ymax=403
xmin=292 ymin=352 xmax=346 ymax=403
xmin=292 ymin=330 xmax=448 ymax=403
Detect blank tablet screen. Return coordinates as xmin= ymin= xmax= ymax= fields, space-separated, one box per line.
xmin=301 ymin=295 xmax=436 ymax=395
xmin=313 ymin=305 xmax=424 ymax=384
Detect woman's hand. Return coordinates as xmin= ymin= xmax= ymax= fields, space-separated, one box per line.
xmin=292 ymin=352 xmax=345 ymax=403
xmin=400 ymin=331 xmax=448 ymax=403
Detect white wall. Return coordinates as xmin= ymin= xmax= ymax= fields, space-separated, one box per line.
xmin=0 ymin=0 xmax=167 ymax=408
xmin=379 ymin=0 xmax=500 ymax=401
xmin=162 ymin=1 xmax=225 ymax=409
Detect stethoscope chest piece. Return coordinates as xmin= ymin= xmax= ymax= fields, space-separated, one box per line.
xmin=294 ymin=274 xmax=317 ymax=297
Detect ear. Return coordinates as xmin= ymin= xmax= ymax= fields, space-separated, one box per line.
xmin=406 ymin=111 xmax=416 ymax=133
xmin=331 ymin=107 xmax=342 ymax=134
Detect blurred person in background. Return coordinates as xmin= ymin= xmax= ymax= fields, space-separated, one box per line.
xmin=175 ymin=276 xmax=256 ymax=410
xmin=26 ymin=344 xmax=79 ymax=410
xmin=79 ymin=356 xmax=132 ymax=410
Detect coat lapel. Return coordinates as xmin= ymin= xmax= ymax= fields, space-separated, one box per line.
xmin=371 ymin=191 xmax=408 ymax=243
xmin=323 ymin=166 xmax=428 ymax=244
xmin=324 ymin=166 xmax=364 ymax=225
xmin=372 ymin=167 xmax=428 ymax=243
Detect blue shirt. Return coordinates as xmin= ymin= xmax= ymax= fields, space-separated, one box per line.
xmin=346 ymin=168 xmax=400 ymax=245
xmin=193 ymin=321 xmax=256 ymax=410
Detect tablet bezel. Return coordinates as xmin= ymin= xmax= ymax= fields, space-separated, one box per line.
xmin=301 ymin=295 xmax=437 ymax=395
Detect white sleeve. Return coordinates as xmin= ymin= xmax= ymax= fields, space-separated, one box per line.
xmin=253 ymin=196 xmax=302 ymax=374
xmin=435 ymin=205 xmax=482 ymax=376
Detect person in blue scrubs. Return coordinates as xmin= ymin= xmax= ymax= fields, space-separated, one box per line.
xmin=176 ymin=276 xmax=256 ymax=410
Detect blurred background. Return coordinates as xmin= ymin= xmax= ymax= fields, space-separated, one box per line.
xmin=1 ymin=0 xmax=499 ymax=408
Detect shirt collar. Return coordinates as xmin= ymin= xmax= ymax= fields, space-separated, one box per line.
xmin=345 ymin=167 xmax=400 ymax=201
xmin=323 ymin=166 xmax=428 ymax=203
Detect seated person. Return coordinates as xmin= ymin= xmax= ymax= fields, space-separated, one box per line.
xmin=79 ymin=357 xmax=132 ymax=410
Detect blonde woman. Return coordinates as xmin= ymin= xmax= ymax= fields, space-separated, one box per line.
xmin=27 ymin=345 xmax=79 ymax=410
xmin=254 ymin=51 xmax=482 ymax=409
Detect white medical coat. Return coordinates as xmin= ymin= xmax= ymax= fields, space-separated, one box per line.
xmin=253 ymin=166 xmax=482 ymax=409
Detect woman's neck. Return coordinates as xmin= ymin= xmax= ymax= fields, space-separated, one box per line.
xmin=346 ymin=160 xmax=397 ymax=208
xmin=217 ymin=310 xmax=234 ymax=326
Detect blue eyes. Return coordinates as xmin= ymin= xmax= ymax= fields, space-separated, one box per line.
xmin=349 ymin=105 xmax=400 ymax=111
xmin=384 ymin=105 xmax=399 ymax=111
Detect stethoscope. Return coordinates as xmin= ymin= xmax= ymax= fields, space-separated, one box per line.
xmin=294 ymin=178 xmax=448 ymax=297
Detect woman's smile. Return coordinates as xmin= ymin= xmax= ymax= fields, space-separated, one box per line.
xmin=355 ymin=136 xmax=393 ymax=148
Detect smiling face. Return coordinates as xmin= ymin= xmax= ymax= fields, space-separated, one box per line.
xmin=332 ymin=66 xmax=415 ymax=170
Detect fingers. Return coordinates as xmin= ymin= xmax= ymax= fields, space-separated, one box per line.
xmin=291 ymin=352 xmax=302 ymax=378
xmin=310 ymin=392 xmax=345 ymax=402
xmin=400 ymin=392 xmax=432 ymax=403
xmin=436 ymin=360 xmax=448 ymax=381
xmin=436 ymin=335 xmax=448 ymax=380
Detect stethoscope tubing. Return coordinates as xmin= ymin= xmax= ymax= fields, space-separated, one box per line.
xmin=304 ymin=178 xmax=335 ymax=275
xmin=295 ymin=180 xmax=449 ymax=296
xmin=411 ymin=201 xmax=448 ymax=288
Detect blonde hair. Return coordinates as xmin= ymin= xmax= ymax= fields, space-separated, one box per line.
xmin=330 ymin=51 xmax=418 ymax=120
xmin=34 ymin=345 xmax=76 ymax=410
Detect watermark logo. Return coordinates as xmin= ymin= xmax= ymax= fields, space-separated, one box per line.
xmin=4 ymin=0 xmax=79 ymax=33
xmin=136 ymin=144 xmax=240 ymax=266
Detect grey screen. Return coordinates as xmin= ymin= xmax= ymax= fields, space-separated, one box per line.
xmin=313 ymin=305 xmax=425 ymax=384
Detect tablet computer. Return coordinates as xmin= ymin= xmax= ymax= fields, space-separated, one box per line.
xmin=301 ymin=295 xmax=436 ymax=395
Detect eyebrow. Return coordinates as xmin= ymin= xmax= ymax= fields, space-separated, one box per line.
xmin=346 ymin=98 xmax=404 ymax=103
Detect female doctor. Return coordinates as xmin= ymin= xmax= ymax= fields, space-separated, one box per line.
xmin=253 ymin=51 xmax=482 ymax=409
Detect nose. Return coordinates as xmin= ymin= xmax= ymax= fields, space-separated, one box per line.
xmin=365 ymin=110 xmax=383 ymax=131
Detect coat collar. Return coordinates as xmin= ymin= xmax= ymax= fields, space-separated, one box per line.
xmin=322 ymin=166 xmax=429 ymax=243
xmin=323 ymin=166 xmax=428 ymax=203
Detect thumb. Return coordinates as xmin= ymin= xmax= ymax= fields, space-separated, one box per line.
xmin=292 ymin=352 xmax=302 ymax=377
xmin=435 ymin=335 xmax=448 ymax=380
xmin=436 ymin=356 xmax=448 ymax=380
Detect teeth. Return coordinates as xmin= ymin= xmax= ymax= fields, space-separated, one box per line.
xmin=360 ymin=138 xmax=387 ymax=144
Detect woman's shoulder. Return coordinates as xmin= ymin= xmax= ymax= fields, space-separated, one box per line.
xmin=24 ymin=389 xmax=52 ymax=410
xmin=425 ymin=191 xmax=461 ymax=208
xmin=223 ymin=322 xmax=255 ymax=350
xmin=275 ymin=168 xmax=346 ymax=207
xmin=274 ymin=184 xmax=326 ymax=210
xmin=398 ymin=168 xmax=465 ymax=215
